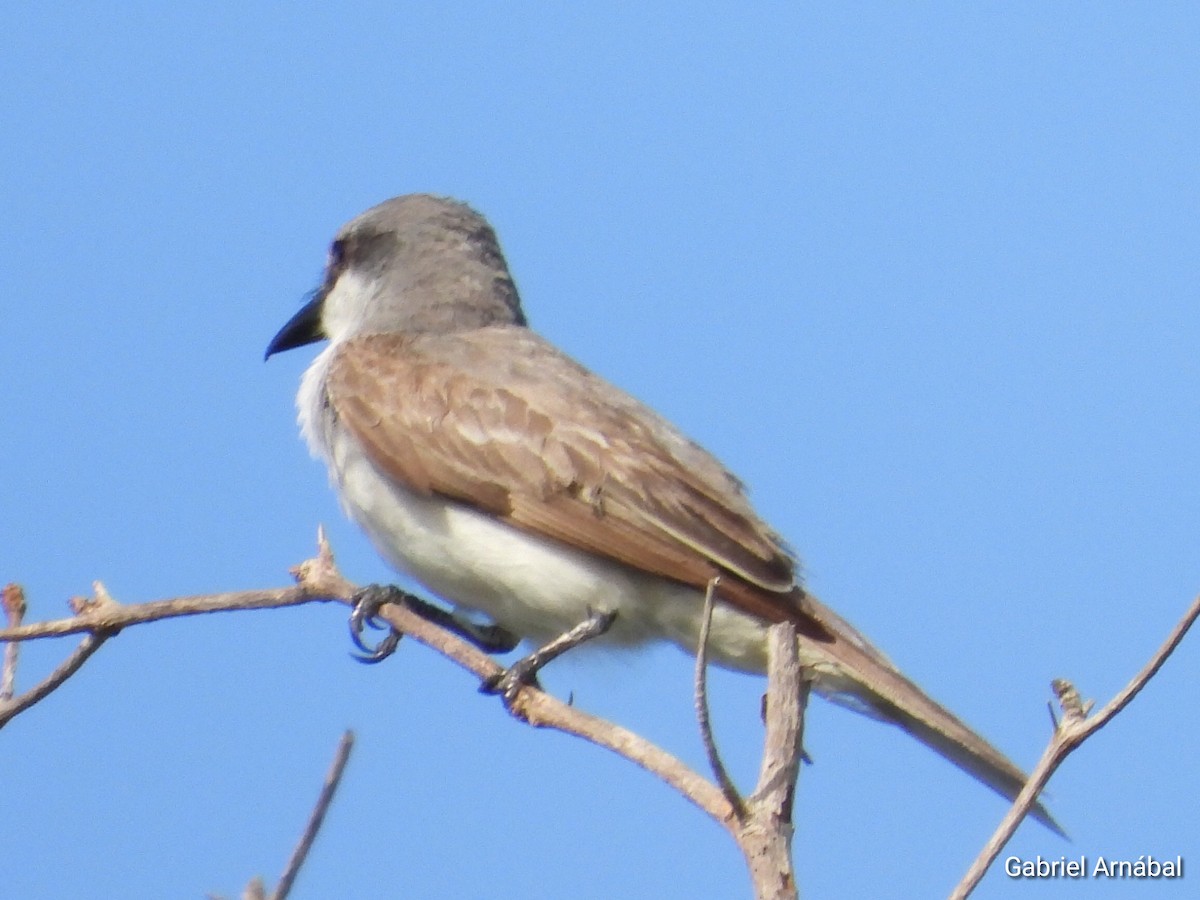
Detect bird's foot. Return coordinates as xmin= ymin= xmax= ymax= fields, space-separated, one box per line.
xmin=348 ymin=584 xmax=407 ymax=663
xmin=480 ymin=609 xmax=618 ymax=704
xmin=348 ymin=585 xmax=521 ymax=662
xmin=480 ymin=655 xmax=546 ymax=703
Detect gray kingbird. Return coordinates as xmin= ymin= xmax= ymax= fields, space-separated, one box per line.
xmin=267 ymin=194 xmax=1057 ymax=831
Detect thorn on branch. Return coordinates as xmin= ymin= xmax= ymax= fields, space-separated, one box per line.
xmin=1051 ymin=678 xmax=1093 ymax=728
xmin=69 ymin=581 xmax=121 ymax=616
xmin=290 ymin=527 xmax=356 ymax=600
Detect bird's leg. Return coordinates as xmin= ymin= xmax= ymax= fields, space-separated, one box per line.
xmin=481 ymin=609 xmax=618 ymax=703
xmin=348 ymin=585 xmax=520 ymax=663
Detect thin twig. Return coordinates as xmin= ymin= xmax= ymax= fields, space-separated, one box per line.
xmin=2 ymin=583 xmax=27 ymax=701
xmin=1071 ymin=594 xmax=1199 ymax=734
xmin=0 ymin=586 xmax=334 ymax=643
xmin=950 ymin=592 xmax=1200 ymax=899
xmin=270 ymin=730 xmax=356 ymax=900
xmin=0 ymin=632 xmax=111 ymax=728
xmin=693 ymin=576 xmax=744 ymax=818
xmin=0 ymin=533 xmax=350 ymax=728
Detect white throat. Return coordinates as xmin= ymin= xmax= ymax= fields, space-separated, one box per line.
xmin=318 ymin=270 xmax=378 ymax=344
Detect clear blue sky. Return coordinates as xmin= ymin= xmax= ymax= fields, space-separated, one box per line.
xmin=5 ymin=5 xmax=1198 ymax=898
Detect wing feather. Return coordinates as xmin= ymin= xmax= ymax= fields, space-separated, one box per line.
xmin=325 ymin=328 xmax=819 ymax=627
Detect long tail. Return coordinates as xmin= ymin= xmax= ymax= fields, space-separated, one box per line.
xmin=800 ymin=593 xmax=1064 ymax=836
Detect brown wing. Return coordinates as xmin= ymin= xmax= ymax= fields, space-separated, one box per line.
xmin=325 ymin=328 xmax=825 ymax=631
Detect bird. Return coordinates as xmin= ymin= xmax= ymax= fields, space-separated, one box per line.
xmin=266 ymin=193 xmax=1057 ymax=831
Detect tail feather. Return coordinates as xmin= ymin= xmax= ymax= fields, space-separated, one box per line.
xmin=802 ymin=593 xmax=1064 ymax=836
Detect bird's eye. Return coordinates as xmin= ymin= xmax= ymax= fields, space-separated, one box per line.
xmin=328 ymin=239 xmax=346 ymax=271
xmin=321 ymin=239 xmax=348 ymax=290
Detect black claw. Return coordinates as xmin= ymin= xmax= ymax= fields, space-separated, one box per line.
xmin=350 ymin=630 xmax=402 ymax=664
xmin=348 ymin=585 xmax=405 ymax=663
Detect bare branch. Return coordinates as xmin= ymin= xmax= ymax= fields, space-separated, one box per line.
xmin=950 ymin=592 xmax=1200 ymax=899
xmin=0 ymin=586 xmax=336 ymax=643
xmin=739 ymin=623 xmax=807 ymax=900
xmin=0 ymin=533 xmax=352 ymax=728
xmin=750 ymin=623 xmax=807 ymax=816
xmin=694 ymin=576 xmax=744 ymax=817
xmin=0 ymin=532 xmax=350 ymax=652
xmin=270 ymin=730 xmax=356 ymax=900
xmin=1071 ymin=594 xmax=1200 ymax=736
xmin=0 ymin=632 xmax=111 ymax=728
